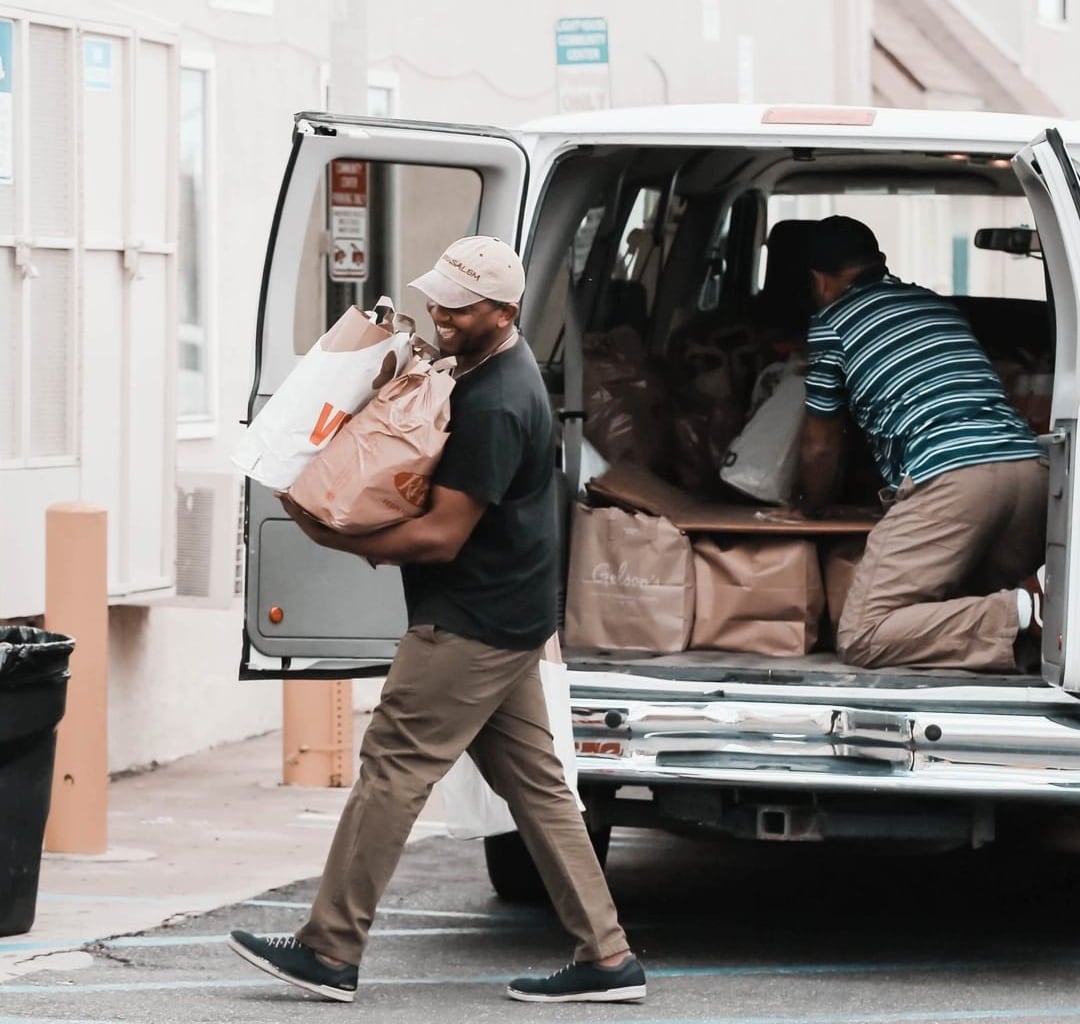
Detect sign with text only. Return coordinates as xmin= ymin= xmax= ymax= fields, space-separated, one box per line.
xmin=555 ymin=16 xmax=611 ymax=113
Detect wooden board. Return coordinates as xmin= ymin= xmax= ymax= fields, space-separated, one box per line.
xmin=586 ymin=463 xmax=880 ymax=535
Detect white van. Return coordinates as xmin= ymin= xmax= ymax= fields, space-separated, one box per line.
xmin=241 ymin=104 xmax=1080 ymax=901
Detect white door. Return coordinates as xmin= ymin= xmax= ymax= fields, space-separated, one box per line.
xmin=1013 ymin=127 xmax=1080 ymax=690
xmin=241 ymin=114 xmax=528 ymax=678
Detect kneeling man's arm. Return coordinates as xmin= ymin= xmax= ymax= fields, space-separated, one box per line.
xmin=798 ymin=412 xmax=844 ymax=516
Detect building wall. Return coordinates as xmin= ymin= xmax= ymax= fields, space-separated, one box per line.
xmin=124 ymin=0 xmax=347 ymax=773
xmin=366 ymin=0 xmax=869 ymax=125
xmin=948 ymin=0 xmax=1080 ymax=119
xmin=8 ymin=0 xmax=885 ymax=774
xmin=0 ymin=0 xmax=343 ymax=772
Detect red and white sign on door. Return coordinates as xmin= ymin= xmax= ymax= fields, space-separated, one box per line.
xmin=329 ymin=159 xmax=368 ymax=282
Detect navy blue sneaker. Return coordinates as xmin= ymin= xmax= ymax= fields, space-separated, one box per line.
xmin=507 ymin=955 xmax=646 ymax=1002
xmin=227 ymin=930 xmax=357 ymax=1002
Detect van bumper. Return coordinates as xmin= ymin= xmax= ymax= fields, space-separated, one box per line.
xmin=569 ymin=669 xmax=1080 ymax=801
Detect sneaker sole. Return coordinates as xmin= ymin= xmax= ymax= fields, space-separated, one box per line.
xmin=226 ymin=935 xmax=355 ymax=1003
xmin=506 ymin=983 xmax=647 ymax=1003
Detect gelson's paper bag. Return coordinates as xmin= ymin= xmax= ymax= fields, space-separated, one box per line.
xmin=232 ymin=299 xmax=416 ymax=490
xmin=564 ymin=504 xmax=694 ymax=652
xmin=288 ymin=356 xmax=456 ymax=534
xmin=691 ymin=537 xmax=824 ymax=655
xmin=821 ymin=536 xmax=866 ymax=635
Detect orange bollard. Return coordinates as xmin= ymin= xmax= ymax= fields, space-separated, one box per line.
xmin=282 ymin=679 xmax=353 ymax=787
xmin=43 ymin=503 xmax=109 ymax=854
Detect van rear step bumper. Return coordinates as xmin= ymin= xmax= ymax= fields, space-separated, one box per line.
xmin=568 ymin=669 xmax=1080 ymax=801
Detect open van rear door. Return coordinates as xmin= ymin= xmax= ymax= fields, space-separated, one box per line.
xmin=240 ymin=113 xmax=528 ymax=679
xmin=1013 ymin=128 xmax=1080 ymax=690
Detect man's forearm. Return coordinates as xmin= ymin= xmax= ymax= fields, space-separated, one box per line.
xmin=320 ymin=514 xmax=453 ymax=564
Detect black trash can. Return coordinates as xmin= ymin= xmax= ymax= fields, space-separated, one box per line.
xmin=0 ymin=626 xmax=74 ymax=937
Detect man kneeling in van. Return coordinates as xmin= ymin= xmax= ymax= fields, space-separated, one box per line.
xmin=798 ymin=215 xmax=1046 ymax=672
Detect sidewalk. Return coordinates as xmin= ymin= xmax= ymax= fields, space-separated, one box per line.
xmin=0 ymin=705 xmax=449 ymax=982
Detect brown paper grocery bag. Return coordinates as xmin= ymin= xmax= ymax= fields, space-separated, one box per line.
xmin=564 ymin=504 xmax=694 ymax=652
xmin=288 ymin=357 xmax=456 ymax=534
xmin=691 ymin=537 xmax=825 ymax=655
xmin=821 ymin=536 xmax=866 ymax=635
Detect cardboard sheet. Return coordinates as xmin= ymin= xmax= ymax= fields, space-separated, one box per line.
xmin=587 ymin=462 xmax=879 ymax=535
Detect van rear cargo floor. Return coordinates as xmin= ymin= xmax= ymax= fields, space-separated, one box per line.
xmin=563 ymin=647 xmax=1045 ymax=690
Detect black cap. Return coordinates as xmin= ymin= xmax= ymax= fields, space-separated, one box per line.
xmin=808 ymin=215 xmax=885 ymax=273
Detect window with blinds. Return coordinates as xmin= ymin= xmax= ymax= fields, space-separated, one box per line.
xmin=0 ymin=18 xmax=77 ymax=465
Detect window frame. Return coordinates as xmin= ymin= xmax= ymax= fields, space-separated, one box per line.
xmin=176 ymin=49 xmax=217 ymax=440
xmin=0 ymin=12 xmax=80 ymax=469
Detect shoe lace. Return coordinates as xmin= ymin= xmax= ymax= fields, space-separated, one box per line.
xmin=264 ymin=936 xmax=301 ymax=950
xmin=550 ymin=962 xmax=575 ymax=979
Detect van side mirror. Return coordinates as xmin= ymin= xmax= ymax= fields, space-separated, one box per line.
xmin=973 ymin=227 xmax=1041 ymax=256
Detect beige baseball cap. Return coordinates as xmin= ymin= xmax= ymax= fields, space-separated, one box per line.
xmin=408 ymin=236 xmax=525 ymax=309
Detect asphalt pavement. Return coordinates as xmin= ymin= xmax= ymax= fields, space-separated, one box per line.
xmin=9 ymin=713 xmax=1080 ymax=1022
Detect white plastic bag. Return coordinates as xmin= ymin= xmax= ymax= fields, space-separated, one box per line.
xmin=231 ymin=298 xmax=416 ymax=490
xmin=437 ymin=659 xmax=583 ymax=840
xmin=719 ymin=367 xmax=805 ymax=505
xmin=576 ymin=438 xmax=611 ymax=499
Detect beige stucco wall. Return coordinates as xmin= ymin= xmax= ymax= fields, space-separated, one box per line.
xmin=367 ymin=0 xmax=870 ymax=124
xmin=949 ymin=0 xmax=1080 ymax=118
xmin=4 ymin=0 xmax=910 ymax=775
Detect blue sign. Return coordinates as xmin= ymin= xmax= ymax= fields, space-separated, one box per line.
xmin=0 ymin=20 xmax=12 ymax=184
xmin=83 ymin=38 xmax=113 ymax=91
xmin=556 ymin=17 xmax=609 ymax=66
xmin=0 ymin=20 xmax=12 ymax=95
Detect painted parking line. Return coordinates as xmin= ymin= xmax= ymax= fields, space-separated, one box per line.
xmin=100 ymin=925 xmax=543 ymax=948
xmin=565 ymin=1011 xmax=1080 ymax=1024
xmin=9 ymin=960 xmax=1080 ymax=996
xmin=0 ymin=1018 xmax=129 ymax=1024
xmin=3 ymin=1012 xmax=1080 ymax=1024
xmin=240 ymin=898 xmax=540 ymax=921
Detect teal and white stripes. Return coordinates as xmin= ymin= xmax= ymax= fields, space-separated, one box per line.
xmin=805 ymin=274 xmax=1040 ymax=488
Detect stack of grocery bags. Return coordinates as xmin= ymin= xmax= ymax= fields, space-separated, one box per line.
xmin=231 ymin=297 xmax=456 ymax=533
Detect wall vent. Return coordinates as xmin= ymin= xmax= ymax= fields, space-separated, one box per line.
xmin=174 ymin=471 xmax=243 ymax=609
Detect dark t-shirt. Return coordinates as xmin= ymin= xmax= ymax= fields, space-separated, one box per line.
xmin=400 ymin=337 xmax=558 ymax=650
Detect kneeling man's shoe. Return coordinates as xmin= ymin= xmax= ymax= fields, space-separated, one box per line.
xmin=1022 ymin=564 xmax=1046 ymax=637
xmin=227 ymin=930 xmax=357 ymax=1002
xmin=507 ymin=955 xmax=646 ymax=1002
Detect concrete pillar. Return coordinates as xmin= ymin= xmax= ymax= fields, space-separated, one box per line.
xmin=282 ymin=679 xmax=353 ymax=787
xmin=43 ymin=503 xmax=108 ymax=854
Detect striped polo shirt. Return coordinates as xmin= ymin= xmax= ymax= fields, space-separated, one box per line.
xmin=804 ymin=270 xmax=1041 ymax=489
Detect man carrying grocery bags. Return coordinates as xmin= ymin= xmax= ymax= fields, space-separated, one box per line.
xmin=228 ymin=237 xmax=644 ymax=1005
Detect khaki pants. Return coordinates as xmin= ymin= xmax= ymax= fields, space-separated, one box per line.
xmin=296 ymin=624 xmax=628 ymax=965
xmin=838 ymin=458 xmax=1048 ymax=671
